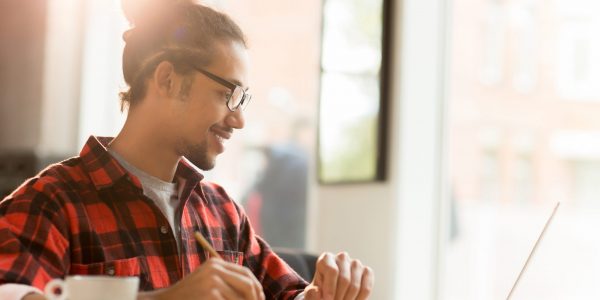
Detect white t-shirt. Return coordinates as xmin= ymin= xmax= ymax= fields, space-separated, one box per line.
xmin=108 ymin=149 xmax=182 ymax=252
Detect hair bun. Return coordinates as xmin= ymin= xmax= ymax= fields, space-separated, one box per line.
xmin=121 ymin=0 xmax=195 ymax=26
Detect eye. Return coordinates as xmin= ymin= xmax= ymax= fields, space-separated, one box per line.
xmin=216 ymin=90 xmax=231 ymax=101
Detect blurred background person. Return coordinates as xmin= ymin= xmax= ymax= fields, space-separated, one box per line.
xmin=243 ymin=94 xmax=313 ymax=249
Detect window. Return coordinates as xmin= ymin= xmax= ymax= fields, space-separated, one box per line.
xmin=318 ymin=0 xmax=390 ymax=183
xmin=78 ymin=0 xmax=127 ymax=147
xmin=443 ymin=0 xmax=600 ymax=298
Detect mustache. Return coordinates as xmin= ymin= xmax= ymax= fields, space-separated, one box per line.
xmin=210 ymin=125 xmax=233 ymax=135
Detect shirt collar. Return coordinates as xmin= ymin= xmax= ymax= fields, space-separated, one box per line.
xmin=80 ymin=136 xmax=204 ymax=190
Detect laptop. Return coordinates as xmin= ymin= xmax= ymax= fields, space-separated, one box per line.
xmin=505 ymin=202 xmax=561 ymax=300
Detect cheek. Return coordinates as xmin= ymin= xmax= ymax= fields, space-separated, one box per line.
xmin=175 ymin=95 xmax=228 ymax=133
xmin=182 ymin=112 xmax=217 ymax=138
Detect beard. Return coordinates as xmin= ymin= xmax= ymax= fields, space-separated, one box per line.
xmin=176 ymin=139 xmax=216 ymax=171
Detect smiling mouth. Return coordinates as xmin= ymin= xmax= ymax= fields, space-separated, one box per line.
xmin=213 ymin=132 xmax=225 ymax=144
xmin=210 ymin=127 xmax=232 ymax=143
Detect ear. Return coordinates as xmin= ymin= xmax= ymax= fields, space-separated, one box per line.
xmin=153 ymin=61 xmax=178 ymax=97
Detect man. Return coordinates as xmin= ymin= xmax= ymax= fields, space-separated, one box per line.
xmin=0 ymin=1 xmax=374 ymax=299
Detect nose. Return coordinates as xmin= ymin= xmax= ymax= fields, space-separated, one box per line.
xmin=225 ymin=108 xmax=245 ymax=129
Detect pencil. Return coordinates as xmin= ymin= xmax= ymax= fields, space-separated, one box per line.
xmin=194 ymin=231 xmax=222 ymax=259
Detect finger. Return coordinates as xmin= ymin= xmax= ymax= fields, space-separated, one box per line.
xmin=315 ymin=252 xmax=339 ymax=300
xmin=207 ymin=289 xmax=226 ymax=300
xmin=311 ymin=270 xmax=325 ymax=299
xmin=215 ymin=259 xmax=264 ymax=300
xmin=311 ymin=267 xmax=323 ymax=285
xmin=193 ymin=260 xmax=250 ymax=300
xmin=304 ymin=284 xmax=321 ymax=300
xmin=334 ymin=252 xmax=351 ymax=300
xmin=212 ymin=276 xmax=243 ymax=300
xmin=356 ymin=267 xmax=374 ymax=300
xmin=342 ymin=260 xmax=363 ymax=300
xmin=211 ymin=262 xmax=260 ymax=300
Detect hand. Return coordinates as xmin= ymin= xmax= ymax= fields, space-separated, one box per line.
xmin=138 ymin=258 xmax=265 ymax=300
xmin=304 ymin=252 xmax=374 ymax=300
xmin=22 ymin=293 xmax=46 ymax=300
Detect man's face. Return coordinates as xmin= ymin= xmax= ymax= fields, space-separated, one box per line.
xmin=169 ymin=41 xmax=250 ymax=170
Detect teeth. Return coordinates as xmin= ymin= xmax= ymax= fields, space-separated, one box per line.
xmin=213 ymin=131 xmax=225 ymax=144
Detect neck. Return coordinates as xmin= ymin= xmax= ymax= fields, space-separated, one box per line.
xmin=109 ymin=114 xmax=179 ymax=182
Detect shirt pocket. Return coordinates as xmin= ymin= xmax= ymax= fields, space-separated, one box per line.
xmin=70 ymin=256 xmax=141 ymax=277
xmin=217 ymin=250 xmax=244 ymax=266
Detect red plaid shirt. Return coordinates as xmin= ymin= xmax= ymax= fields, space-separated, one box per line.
xmin=0 ymin=136 xmax=307 ymax=299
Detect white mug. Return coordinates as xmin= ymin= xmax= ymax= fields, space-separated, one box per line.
xmin=44 ymin=275 xmax=139 ymax=300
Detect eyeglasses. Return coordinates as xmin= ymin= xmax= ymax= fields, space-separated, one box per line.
xmin=193 ymin=67 xmax=252 ymax=112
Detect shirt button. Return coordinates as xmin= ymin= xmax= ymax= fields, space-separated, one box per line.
xmin=160 ymin=225 xmax=169 ymax=234
xmin=106 ymin=267 xmax=115 ymax=276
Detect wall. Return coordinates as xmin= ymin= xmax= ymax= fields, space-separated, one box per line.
xmin=0 ymin=0 xmax=83 ymax=156
xmin=0 ymin=1 xmax=46 ymax=151
xmin=314 ymin=184 xmax=396 ymax=299
xmin=311 ymin=0 xmax=449 ymax=298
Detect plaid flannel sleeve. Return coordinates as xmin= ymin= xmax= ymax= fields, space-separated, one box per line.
xmin=0 ymin=177 xmax=70 ymax=291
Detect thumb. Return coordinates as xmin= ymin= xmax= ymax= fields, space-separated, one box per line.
xmin=304 ymin=284 xmax=321 ymax=300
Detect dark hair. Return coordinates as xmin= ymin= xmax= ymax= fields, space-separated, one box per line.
xmin=119 ymin=0 xmax=247 ymax=111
